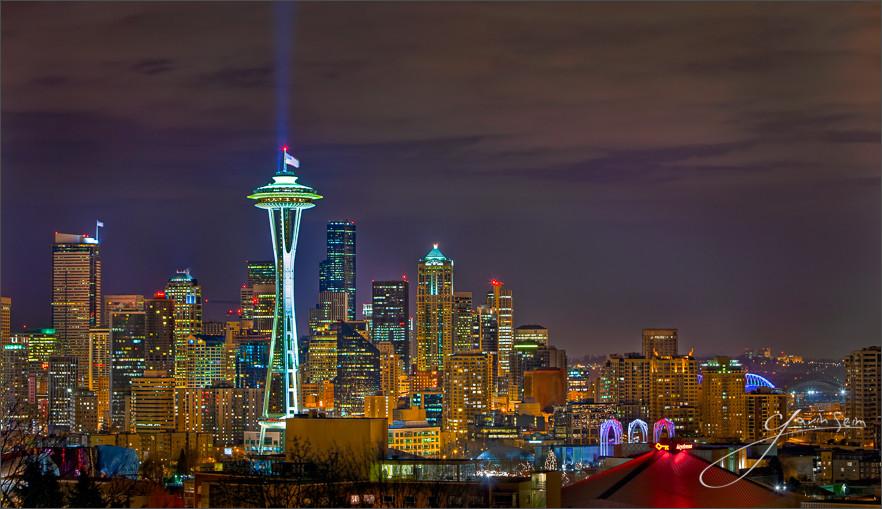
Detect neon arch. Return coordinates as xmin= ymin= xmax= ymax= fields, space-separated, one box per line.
xmin=627 ymin=419 xmax=648 ymax=443
xmin=653 ymin=418 xmax=675 ymax=443
xmin=744 ymin=373 xmax=776 ymax=392
xmin=599 ymin=419 xmax=623 ymax=456
xmin=697 ymin=372 xmax=776 ymax=393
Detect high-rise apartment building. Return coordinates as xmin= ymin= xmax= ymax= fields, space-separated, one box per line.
xmin=845 ymin=346 xmax=881 ymax=447
xmin=335 ymin=322 xmax=380 ymax=416
xmin=642 ymin=328 xmax=678 ymax=357
xmin=72 ymin=388 xmax=98 ymax=434
xmin=165 ymin=270 xmax=202 ymax=386
xmin=145 ymin=295 xmax=175 ymax=375
xmin=452 ymin=292 xmax=475 ymax=353
xmin=371 ymin=279 xmax=410 ymax=366
xmin=594 ymin=353 xmax=651 ymax=421
xmin=0 ymin=296 xmax=11 ymax=345
xmin=199 ymin=385 xmax=262 ymax=445
xmin=14 ymin=328 xmax=57 ymax=364
xmin=486 ymin=280 xmax=513 ymax=377
xmin=180 ymin=334 xmax=233 ymax=389
xmin=699 ymin=357 xmax=746 ymax=441
xmin=743 ymin=387 xmax=789 ymax=443
xmin=416 ymin=245 xmax=454 ymax=372
xmin=319 ymin=221 xmax=357 ymax=321
xmin=109 ymin=311 xmax=146 ymax=430
xmin=48 ymin=355 xmax=79 ymax=432
xmin=649 ymin=353 xmax=699 ymax=435
xmin=442 ymin=352 xmax=493 ymax=446
xmin=52 ymin=232 xmax=101 ymax=386
xmin=130 ymin=370 xmax=176 ymax=432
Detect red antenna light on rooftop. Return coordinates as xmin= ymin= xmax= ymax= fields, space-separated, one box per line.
xmin=282 ymin=144 xmax=289 ymax=152
xmin=490 ymin=279 xmax=503 ymax=287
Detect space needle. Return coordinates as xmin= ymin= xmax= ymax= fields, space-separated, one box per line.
xmin=247 ymin=146 xmax=322 ymax=452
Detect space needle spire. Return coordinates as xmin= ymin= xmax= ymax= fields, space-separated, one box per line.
xmin=247 ymin=145 xmax=322 ymax=452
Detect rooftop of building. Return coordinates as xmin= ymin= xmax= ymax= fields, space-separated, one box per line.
xmin=562 ymin=449 xmax=798 ymax=507
xmin=421 ymin=243 xmax=450 ymax=262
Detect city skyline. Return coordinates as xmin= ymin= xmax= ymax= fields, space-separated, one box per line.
xmin=0 ymin=3 xmax=878 ymax=508
xmin=2 ymin=2 xmax=879 ymax=359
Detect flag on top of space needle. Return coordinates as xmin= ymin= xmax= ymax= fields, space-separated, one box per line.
xmin=284 ymin=150 xmax=300 ymax=169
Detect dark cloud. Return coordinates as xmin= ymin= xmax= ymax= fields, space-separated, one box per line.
xmin=1 ymin=2 xmax=878 ymax=358
xmin=131 ymin=58 xmax=174 ymax=75
xmin=197 ymin=66 xmax=274 ymax=89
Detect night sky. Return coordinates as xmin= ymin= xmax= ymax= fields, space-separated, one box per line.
xmin=2 ymin=2 xmax=879 ymax=358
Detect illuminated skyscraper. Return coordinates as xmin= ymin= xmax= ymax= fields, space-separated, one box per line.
xmin=416 ymin=244 xmax=454 ymax=372
xmin=110 ymin=311 xmax=146 ymax=430
xmin=145 ymin=294 xmax=175 ymax=375
xmin=845 ymin=346 xmax=881 ymax=447
xmin=241 ymin=261 xmax=276 ymax=334
xmin=88 ymin=328 xmax=111 ymax=430
xmin=165 ymin=270 xmax=202 ymax=386
xmin=180 ymin=334 xmax=232 ymax=389
xmin=52 ymin=232 xmax=102 ymax=386
xmin=371 ymin=279 xmax=410 ymax=366
xmin=305 ymin=324 xmax=338 ymax=385
xmin=486 ymin=280 xmax=513 ymax=378
xmin=699 ymin=357 xmax=746 ymax=441
xmin=309 ymin=291 xmax=348 ymax=333
xmin=0 ymin=296 xmax=11 ymax=345
xmin=650 ymin=353 xmax=699 ymax=435
xmin=72 ymin=388 xmax=97 ymax=434
xmin=443 ymin=352 xmax=493 ymax=446
xmin=744 ymin=387 xmax=789 ymax=442
xmin=14 ymin=328 xmax=57 ymax=364
xmin=452 ymin=292 xmax=475 ymax=353
xmin=235 ymin=336 xmax=270 ymax=389
xmin=335 ymin=322 xmax=380 ymax=416
xmin=247 ymin=146 xmax=322 ymax=443
xmin=319 ymin=220 xmax=356 ymax=321
xmin=131 ymin=370 xmax=176 ymax=432
xmin=48 ymin=355 xmax=78 ymax=433
xmin=2 ymin=344 xmax=29 ymax=409
xmin=642 ymin=328 xmax=678 ymax=357
xmin=473 ymin=305 xmax=498 ymax=354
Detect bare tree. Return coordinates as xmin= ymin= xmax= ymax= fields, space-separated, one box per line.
xmin=0 ymin=394 xmax=66 ymax=508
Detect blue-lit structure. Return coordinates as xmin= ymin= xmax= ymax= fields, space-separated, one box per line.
xmin=248 ymin=147 xmax=322 ymax=451
xmin=599 ymin=419 xmax=623 ymax=457
xmin=319 ymin=221 xmax=357 ymax=321
xmin=627 ymin=419 xmax=649 ymax=443
xmin=652 ymin=418 xmax=675 ymax=443
xmin=697 ymin=371 xmax=776 ymax=393
xmin=744 ymin=373 xmax=776 ymax=392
